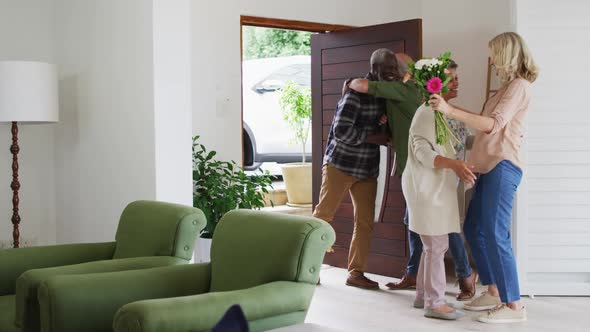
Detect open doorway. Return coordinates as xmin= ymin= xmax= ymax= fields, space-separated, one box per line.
xmin=240 ymin=16 xmax=349 ymax=209
xmin=241 ymin=17 xmax=423 ymax=278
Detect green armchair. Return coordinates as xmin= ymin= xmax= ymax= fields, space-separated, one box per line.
xmin=36 ymin=209 xmax=335 ymax=332
xmin=0 ymin=200 xmax=206 ymax=332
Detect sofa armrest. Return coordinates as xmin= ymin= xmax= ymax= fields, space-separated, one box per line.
xmin=113 ymin=281 xmax=315 ymax=332
xmin=0 ymin=242 xmax=115 ymax=296
xmin=38 ymin=263 xmax=211 ymax=332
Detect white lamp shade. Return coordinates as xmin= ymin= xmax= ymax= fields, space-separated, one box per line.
xmin=0 ymin=61 xmax=58 ymax=123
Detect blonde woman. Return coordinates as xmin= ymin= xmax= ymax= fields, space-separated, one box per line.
xmin=430 ymin=32 xmax=538 ymax=323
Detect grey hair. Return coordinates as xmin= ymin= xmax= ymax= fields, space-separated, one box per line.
xmin=370 ymin=48 xmax=394 ymax=67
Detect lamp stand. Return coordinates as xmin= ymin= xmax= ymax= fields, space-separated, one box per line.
xmin=11 ymin=121 xmax=20 ymax=248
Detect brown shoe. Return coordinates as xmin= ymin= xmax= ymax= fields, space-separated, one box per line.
xmin=346 ymin=273 xmax=379 ymax=290
xmin=385 ymin=273 xmax=416 ymax=290
xmin=456 ymin=272 xmax=479 ymax=301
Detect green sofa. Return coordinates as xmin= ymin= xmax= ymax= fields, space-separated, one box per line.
xmin=0 ymin=200 xmax=205 ymax=332
xmin=35 ymin=209 xmax=335 ymax=332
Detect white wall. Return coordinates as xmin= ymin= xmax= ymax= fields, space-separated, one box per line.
xmin=421 ymin=0 xmax=515 ymax=113
xmin=153 ymin=0 xmax=193 ymax=206
xmin=0 ymin=0 xmax=57 ymax=246
xmin=516 ymin=0 xmax=590 ymax=295
xmin=191 ymin=0 xmax=422 ymax=163
xmin=54 ymin=0 xmax=157 ymax=243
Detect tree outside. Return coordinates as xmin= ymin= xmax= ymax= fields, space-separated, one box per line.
xmin=243 ymin=26 xmax=311 ymax=60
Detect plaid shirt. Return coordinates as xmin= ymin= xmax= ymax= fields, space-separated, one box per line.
xmin=324 ymin=77 xmax=386 ymax=179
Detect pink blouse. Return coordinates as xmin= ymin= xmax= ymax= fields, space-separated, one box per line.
xmin=469 ymin=78 xmax=531 ymax=174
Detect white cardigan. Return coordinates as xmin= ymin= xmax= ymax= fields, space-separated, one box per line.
xmin=402 ymin=104 xmax=461 ymax=236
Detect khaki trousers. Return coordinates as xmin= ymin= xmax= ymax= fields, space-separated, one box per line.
xmin=312 ymin=164 xmax=377 ymax=274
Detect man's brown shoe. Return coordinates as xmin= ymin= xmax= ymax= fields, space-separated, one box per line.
xmin=456 ymin=272 xmax=479 ymax=301
xmin=346 ymin=273 xmax=379 ymax=290
xmin=385 ymin=273 xmax=416 ymax=290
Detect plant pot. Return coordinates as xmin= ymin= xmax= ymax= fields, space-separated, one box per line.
xmin=193 ymin=237 xmax=212 ymax=263
xmin=281 ymin=163 xmax=312 ymax=207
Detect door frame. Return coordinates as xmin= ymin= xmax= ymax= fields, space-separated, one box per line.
xmin=239 ymin=16 xmax=352 ymax=167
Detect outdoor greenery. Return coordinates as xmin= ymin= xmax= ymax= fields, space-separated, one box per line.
xmin=243 ymin=26 xmax=311 ymax=59
xmin=279 ymin=81 xmax=312 ymax=163
xmin=192 ymin=136 xmax=273 ymax=238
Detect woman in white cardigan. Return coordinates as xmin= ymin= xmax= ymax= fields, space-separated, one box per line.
xmin=403 ymin=69 xmax=476 ymax=320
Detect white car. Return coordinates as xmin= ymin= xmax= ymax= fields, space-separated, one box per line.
xmin=242 ymin=56 xmax=312 ymax=170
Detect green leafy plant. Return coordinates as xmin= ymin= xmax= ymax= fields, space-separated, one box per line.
xmin=279 ymin=81 xmax=312 ymax=163
xmin=192 ymin=136 xmax=273 ymax=238
xmin=243 ymin=26 xmax=311 ymax=60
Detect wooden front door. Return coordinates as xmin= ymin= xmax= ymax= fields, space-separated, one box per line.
xmin=311 ymin=19 xmax=422 ymax=278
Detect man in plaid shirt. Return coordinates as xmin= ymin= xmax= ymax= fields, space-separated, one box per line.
xmin=313 ymin=49 xmax=399 ymax=289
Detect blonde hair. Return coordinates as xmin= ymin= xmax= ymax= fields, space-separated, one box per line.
xmin=489 ymin=32 xmax=538 ymax=83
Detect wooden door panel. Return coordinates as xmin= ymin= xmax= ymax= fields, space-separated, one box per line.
xmin=332 ymin=221 xmax=407 ymax=241
xmin=321 ymin=41 xmax=405 ymax=64
xmin=322 ymin=79 xmax=346 ymax=94
xmin=322 ymin=94 xmax=342 ymax=109
xmin=386 ymin=192 xmax=406 ymax=207
xmin=322 ymin=111 xmax=336 ymax=124
xmin=334 ymin=233 xmax=407 ymax=256
xmin=321 ymin=61 xmax=372 ymax=80
xmin=388 ymin=177 xmax=403 ymax=192
xmin=312 ymin=19 xmax=422 ymax=278
xmin=382 ymin=208 xmax=406 ymax=224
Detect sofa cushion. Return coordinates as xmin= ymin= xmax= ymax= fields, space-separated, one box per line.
xmin=15 ymin=256 xmax=185 ymax=330
xmin=0 ymin=295 xmax=19 ymax=332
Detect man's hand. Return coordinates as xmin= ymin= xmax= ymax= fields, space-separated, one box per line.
xmin=379 ymin=114 xmax=388 ymax=126
xmin=342 ymin=79 xmax=351 ymax=95
xmin=365 ymin=132 xmax=390 ymax=146
xmin=450 ymin=160 xmax=477 ymax=185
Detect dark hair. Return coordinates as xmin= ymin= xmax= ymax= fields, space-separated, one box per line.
xmin=448 ymin=59 xmax=458 ymax=69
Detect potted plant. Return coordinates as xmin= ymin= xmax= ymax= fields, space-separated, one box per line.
xmin=192 ymin=136 xmax=273 ymax=261
xmin=279 ymin=81 xmax=312 ymax=206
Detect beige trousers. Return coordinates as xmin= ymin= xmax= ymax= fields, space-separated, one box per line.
xmin=312 ymin=165 xmax=377 ymax=274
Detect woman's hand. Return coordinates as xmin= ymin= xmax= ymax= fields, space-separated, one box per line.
xmin=450 ymin=160 xmax=477 ymax=185
xmin=403 ymin=72 xmax=412 ymax=83
xmin=429 ymin=94 xmax=453 ymax=115
xmin=348 ymin=78 xmax=369 ymax=93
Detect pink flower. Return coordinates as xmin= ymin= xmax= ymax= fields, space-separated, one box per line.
xmin=426 ymin=77 xmax=443 ymax=94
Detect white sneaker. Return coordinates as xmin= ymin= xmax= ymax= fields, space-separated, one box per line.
xmin=463 ymin=292 xmax=502 ymax=311
xmin=478 ymin=304 xmax=527 ymax=324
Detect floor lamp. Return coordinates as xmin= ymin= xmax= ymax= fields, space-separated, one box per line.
xmin=0 ymin=61 xmax=58 ymax=248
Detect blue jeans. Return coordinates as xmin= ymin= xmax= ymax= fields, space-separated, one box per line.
xmin=405 ymin=212 xmax=472 ymax=279
xmin=464 ymin=160 xmax=522 ymax=303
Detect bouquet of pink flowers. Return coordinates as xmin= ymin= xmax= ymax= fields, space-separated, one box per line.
xmin=408 ymin=52 xmax=460 ymax=148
